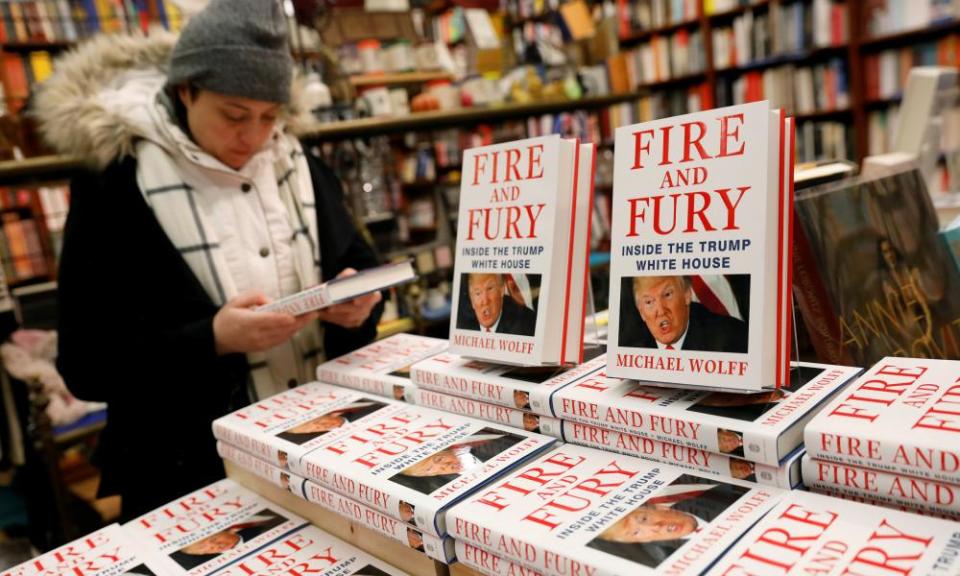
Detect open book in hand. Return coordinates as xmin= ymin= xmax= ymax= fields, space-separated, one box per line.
xmin=258 ymin=260 xmax=417 ymax=316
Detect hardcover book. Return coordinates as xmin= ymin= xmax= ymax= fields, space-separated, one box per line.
xmin=802 ymin=454 xmax=960 ymax=520
xmin=805 ymin=357 xmax=960 ymax=484
xmin=552 ymin=361 xmax=860 ymax=465
xmin=1 ymin=524 xmax=168 ymax=576
xmin=410 ymin=387 xmax=564 ymax=439
xmin=562 ymin=420 xmax=806 ymax=488
xmin=302 ymin=480 xmax=456 ymax=563
xmin=410 ymin=351 xmax=605 ymax=414
xmin=123 ymin=479 xmax=306 ymax=576
xmin=217 ymin=441 xmax=307 ymax=498
xmin=449 ymin=134 xmax=596 ymax=366
xmin=607 ymin=101 xmax=795 ymax=391
xmin=316 ymin=334 xmax=448 ymax=402
xmin=705 ymin=490 xmax=960 ymax=575
xmin=215 ymin=524 xmax=406 ymax=576
xmin=259 ymin=260 xmax=416 ymax=316
xmin=447 ymin=444 xmax=783 ymax=576
xmin=455 ymin=539 xmax=547 ymax=576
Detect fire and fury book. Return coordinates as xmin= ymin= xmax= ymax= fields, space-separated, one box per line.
xmin=316 ymin=334 xmax=448 ymax=402
xmin=411 ymin=388 xmax=564 ymax=439
xmin=447 ymin=444 xmax=783 ymax=576
xmin=455 ymin=540 xmax=548 ymax=576
xmin=805 ymin=357 xmax=960 ymax=484
xmin=449 ymin=134 xmax=596 ymax=366
xmin=1 ymin=524 xmax=168 ymax=576
xmin=217 ymin=441 xmax=306 ymax=498
xmin=410 ymin=352 xmax=605 ymax=415
xmin=123 ymin=479 xmax=306 ymax=576
xmin=214 ymin=524 xmax=406 ymax=576
xmin=552 ymin=361 xmax=860 ymax=465
xmin=302 ymin=480 xmax=455 ymax=563
xmin=607 ymin=101 xmax=795 ymax=392
xmin=704 ymin=490 xmax=960 ymax=576
xmin=802 ymin=455 xmax=960 ymax=521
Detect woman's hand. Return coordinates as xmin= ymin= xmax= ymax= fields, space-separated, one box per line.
xmin=213 ymin=291 xmax=319 ymax=355
xmin=316 ymin=268 xmax=383 ymax=329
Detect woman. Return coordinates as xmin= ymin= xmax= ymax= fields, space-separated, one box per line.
xmin=34 ymin=0 xmax=382 ymax=518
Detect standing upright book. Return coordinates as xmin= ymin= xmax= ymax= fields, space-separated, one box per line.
xmin=449 ymin=134 xmax=596 ymax=366
xmin=316 ymin=333 xmax=448 ymax=402
xmin=607 ymin=101 xmax=795 ymax=391
xmin=447 ymin=444 xmax=784 ymax=576
xmin=805 ymin=357 xmax=960 ymax=484
xmin=705 ymin=490 xmax=960 ymax=575
xmin=123 ymin=479 xmax=306 ymax=576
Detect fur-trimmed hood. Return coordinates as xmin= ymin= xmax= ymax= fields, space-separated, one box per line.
xmin=32 ymin=33 xmax=313 ymax=170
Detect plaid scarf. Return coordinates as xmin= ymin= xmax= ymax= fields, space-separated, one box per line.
xmin=134 ymin=132 xmax=324 ymax=400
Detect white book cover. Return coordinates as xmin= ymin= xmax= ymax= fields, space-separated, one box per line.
xmin=705 ymin=490 xmax=960 ymax=576
xmin=211 ymin=382 xmax=370 ymax=473
xmin=214 ymin=524 xmax=406 ymax=576
xmin=455 ymin=539 xmax=548 ymax=576
xmin=1 ymin=524 xmax=168 ymax=576
xmin=805 ymin=357 xmax=960 ymax=484
xmin=302 ymin=480 xmax=456 ymax=563
xmin=216 ymin=441 xmax=307 ymax=499
xmin=411 ymin=388 xmax=564 ymax=439
xmin=298 ymin=401 xmax=557 ymax=537
xmin=410 ymin=351 xmax=605 ymax=414
xmin=802 ymin=455 xmax=960 ymax=520
xmin=562 ymin=420 xmax=805 ymax=488
xmin=123 ymin=479 xmax=306 ymax=576
xmin=607 ymin=101 xmax=792 ymax=391
xmin=449 ymin=135 xmax=593 ymax=366
xmin=447 ymin=444 xmax=783 ymax=576
xmin=316 ymin=334 xmax=448 ymax=402
xmin=552 ymin=362 xmax=860 ymax=465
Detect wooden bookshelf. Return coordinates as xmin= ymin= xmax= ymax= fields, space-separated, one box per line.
xmin=0 ymin=40 xmax=73 ymax=51
xmin=0 ymin=156 xmax=83 ymax=184
xmin=350 ymin=71 xmax=455 ymax=87
xmin=706 ymin=0 xmax=771 ymax=21
xmin=619 ymin=17 xmax=701 ymax=45
xmin=858 ymin=19 xmax=960 ymax=50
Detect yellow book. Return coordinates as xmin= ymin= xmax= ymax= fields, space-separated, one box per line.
xmin=28 ymin=51 xmax=53 ymax=84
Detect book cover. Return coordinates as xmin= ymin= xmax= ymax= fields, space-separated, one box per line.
xmin=1 ymin=524 xmax=168 ymax=576
xmin=302 ymin=480 xmax=455 ymax=563
xmin=455 ymin=539 xmax=548 ymax=576
xmin=794 ymin=169 xmax=960 ymax=366
xmin=449 ymin=134 xmax=594 ymax=366
xmin=562 ymin=419 xmax=805 ymax=488
xmin=805 ymin=357 xmax=960 ymax=484
xmin=123 ymin=479 xmax=306 ymax=576
xmin=216 ymin=441 xmax=306 ymax=499
xmin=552 ymin=362 xmax=861 ymax=465
xmin=607 ymin=101 xmax=792 ymax=391
xmin=215 ymin=524 xmax=406 ymax=576
xmin=410 ymin=351 xmax=605 ymax=414
xmin=298 ymin=401 xmax=558 ymax=537
xmin=410 ymin=387 xmax=564 ymax=439
xmin=316 ymin=333 xmax=448 ymax=402
xmin=802 ymin=455 xmax=960 ymax=520
xmin=704 ymin=490 xmax=960 ymax=575
xmin=447 ymin=444 xmax=783 ymax=576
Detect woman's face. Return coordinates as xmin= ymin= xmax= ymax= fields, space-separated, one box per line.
xmin=179 ymin=88 xmax=281 ymax=170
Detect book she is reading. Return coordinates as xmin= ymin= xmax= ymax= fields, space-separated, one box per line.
xmin=259 ymin=260 xmax=416 ymax=316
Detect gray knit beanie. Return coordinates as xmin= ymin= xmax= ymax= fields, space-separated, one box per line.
xmin=168 ymin=0 xmax=293 ymax=103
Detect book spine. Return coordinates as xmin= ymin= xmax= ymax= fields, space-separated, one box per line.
xmin=802 ymin=455 xmax=960 ymax=520
xmin=412 ymin=389 xmax=564 ymax=439
xmin=217 ymin=441 xmax=306 ymax=498
xmin=210 ymin=420 xmax=284 ymax=469
xmin=262 ymin=284 xmax=331 ymax=315
xmin=454 ymin=539 xmax=547 ymax=576
xmin=302 ymin=480 xmax=454 ymax=563
xmin=562 ymin=420 xmax=794 ymax=488
xmin=316 ymin=366 xmax=394 ymax=399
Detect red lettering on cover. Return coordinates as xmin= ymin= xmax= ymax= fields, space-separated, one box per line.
xmin=476 ymin=453 xmax=586 ymax=510
xmin=470 ymin=144 xmax=545 ymax=186
xmin=847 ymin=518 xmax=934 ymax=576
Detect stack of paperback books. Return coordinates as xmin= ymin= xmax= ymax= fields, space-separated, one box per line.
xmin=803 ymin=357 xmax=960 ymax=520
xmin=210 ymin=381 xmax=558 ymax=564
xmin=5 ymin=479 xmax=407 ymax=576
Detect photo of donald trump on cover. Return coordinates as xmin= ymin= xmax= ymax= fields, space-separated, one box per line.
xmin=456 ymin=273 xmax=539 ymax=336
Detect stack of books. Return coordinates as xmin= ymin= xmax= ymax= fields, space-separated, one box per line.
xmin=803 ymin=357 xmax=960 ymax=520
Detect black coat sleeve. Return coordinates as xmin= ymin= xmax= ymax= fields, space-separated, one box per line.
xmin=307 ymin=152 xmax=385 ymax=359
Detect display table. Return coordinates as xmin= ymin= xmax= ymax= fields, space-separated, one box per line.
xmin=224 ymin=460 xmax=480 ymax=576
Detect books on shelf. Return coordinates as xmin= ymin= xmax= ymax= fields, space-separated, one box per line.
xmin=447 ymin=444 xmax=784 ymax=576
xmin=449 ymin=134 xmax=595 ymax=366
xmin=704 ymin=490 xmax=960 ymax=575
xmin=411 ymin=387 xmax=564 ymax=438
xmin=316 ymin=333 xmax=448 ymax=402
xmin=865 ymin=0 xmax=959 ymax=38
xmin=606 ymin=100 xmax=796 ymax=392
xmin=259 ymin=260 xmax=416 ymax=316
